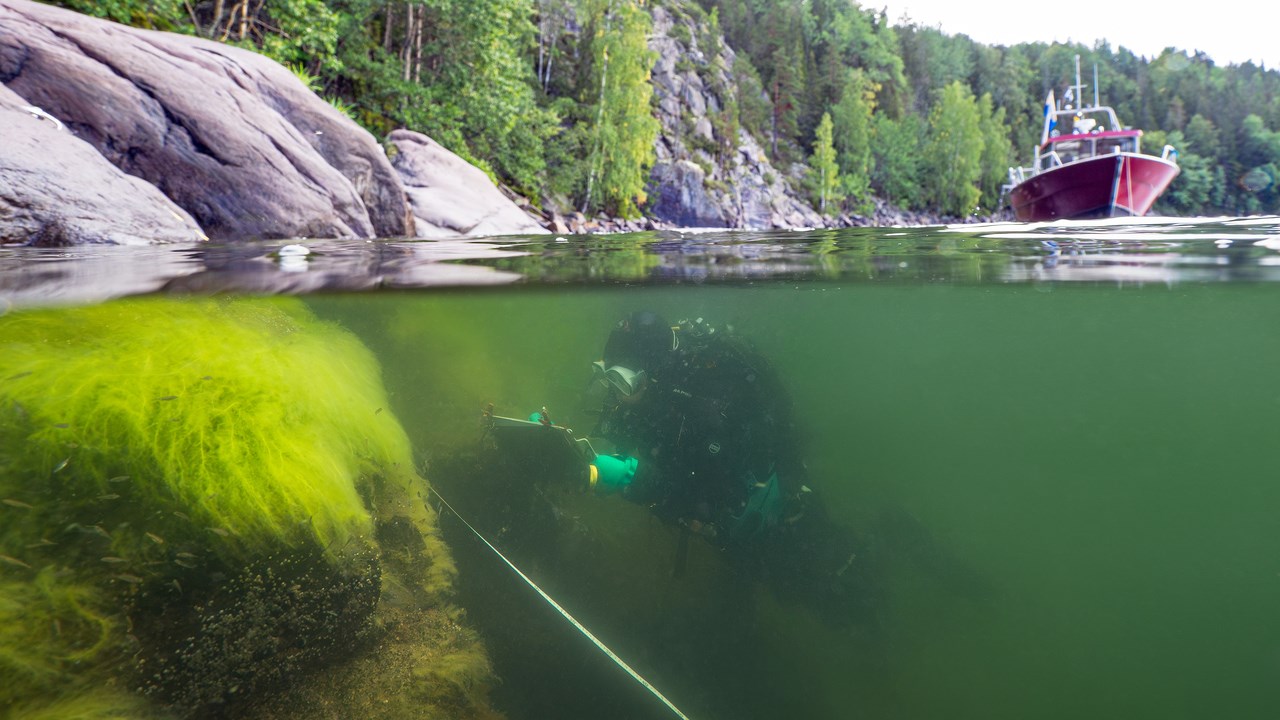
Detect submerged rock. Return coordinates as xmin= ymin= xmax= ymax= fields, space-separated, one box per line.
xmin=0 ymin=298 xmax=498 ymax=718
xmin=0 ymin=85 xmax=206 ymax=246
xmin=388 ymin=129 xmax=549 ymax=239
xmin=0 ymin=0 xmax=411 ymax=242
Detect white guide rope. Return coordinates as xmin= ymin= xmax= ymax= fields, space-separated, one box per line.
xmin=428 ymin=486 xmax=692 ymax=720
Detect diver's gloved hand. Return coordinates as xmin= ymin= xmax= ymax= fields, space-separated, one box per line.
xmin=589 ymin=454 xmax=637 ymax=493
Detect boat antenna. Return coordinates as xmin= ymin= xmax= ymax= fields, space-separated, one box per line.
xmin=1073 ymin=54 xmax=1084 ymax=110
xmin=1093 ymin=62 xmax=1100 ymax=110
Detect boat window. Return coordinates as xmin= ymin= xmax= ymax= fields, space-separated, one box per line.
xmin=1097 ymin=137 xmax=1136 ymax=154
xmin=1053 ymin=140 xmax=1081 ymax=165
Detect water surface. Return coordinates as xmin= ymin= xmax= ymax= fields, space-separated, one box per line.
xmin=4 ymin=217 xmax=1280 ymax=719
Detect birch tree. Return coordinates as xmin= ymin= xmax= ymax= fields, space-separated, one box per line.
xmin=580 ymin=0 xmax=659 ymax=218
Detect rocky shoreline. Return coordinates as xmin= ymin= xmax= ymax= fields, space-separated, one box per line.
xmin=0 ymin=0 xmax=991 ymax=248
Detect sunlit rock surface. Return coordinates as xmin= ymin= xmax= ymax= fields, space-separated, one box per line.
xmin=388 ymin=129 xmax=549 ymax=239
xmin=0 ymin=85 xmax=206 ymax=246
xmin=0 ymin=0 xmax=411 ymax=242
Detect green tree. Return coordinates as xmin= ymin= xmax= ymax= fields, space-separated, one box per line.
xmin=732 ymin=56 xmax=773 ymax=146
xmin=49 ymin=0 xmax=185 ymax=28
xmin=580 ymin=0 xmax=660 ymax=218
xmin=923 ymin=81 xmax=983 ymax=216
xmin=831 ymin=69 xmax=877 ymax=212
xmin=768 ymin=42 xmax=804 ymax=163
xmin=414 ymin=0 xmax=552 ymax=196
xmin=871 ymin=113 xmax=924 ymax=209
xmin=808 ymin=112 xmax=842 ymax=213
xmin=1156 ymin=132 xmax=1214 ymax=213
xmin=975 ymin=92 xmax=1012 ymax=212
xmin=1237 ymin=114 xmax=1280 ymax=212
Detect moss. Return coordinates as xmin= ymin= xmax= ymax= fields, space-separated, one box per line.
xmin=0 ymin=297 xmax=493 ymax=718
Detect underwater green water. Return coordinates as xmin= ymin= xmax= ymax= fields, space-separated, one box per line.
xmin=306 ymin=280 xmax=1280 ymax=720
xmin=5 ymin=218 xmax=1280 ymax=719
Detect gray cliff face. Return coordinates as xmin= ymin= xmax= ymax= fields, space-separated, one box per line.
xmin=0 ymin=85 xmax=206 ymax=246
xmin=0 ymin=0 xmax=411 ymax=242
xmin=646 ymin=4 xmax=825 ymax=230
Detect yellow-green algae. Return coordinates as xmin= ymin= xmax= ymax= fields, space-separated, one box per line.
xmin=0 ymin=297 xmax=496 ymax=719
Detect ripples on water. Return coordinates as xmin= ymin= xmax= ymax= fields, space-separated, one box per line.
xmin=3 ymin=216 xmax=1280 ymax=306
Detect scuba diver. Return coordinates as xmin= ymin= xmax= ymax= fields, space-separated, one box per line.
xmin=587 ymin=311 xmax=806 ymax=542
xmin=584 ymin=311 xmax=867 ymax=624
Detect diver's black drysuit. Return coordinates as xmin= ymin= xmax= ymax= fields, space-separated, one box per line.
xmin=594 ymin=318 xmax=807 ymax=543
xmin=594 ymin=317 xmax=866 ymax=623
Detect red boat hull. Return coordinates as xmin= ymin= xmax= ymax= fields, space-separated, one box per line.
xmin=1008 ymin=154 xmax=1180 ymax=221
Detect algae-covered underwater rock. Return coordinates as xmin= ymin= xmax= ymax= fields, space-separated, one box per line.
xmin=0 ymin=297 xmax=499 ymax=719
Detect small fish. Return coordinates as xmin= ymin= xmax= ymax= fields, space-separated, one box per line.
xmin=9 ymin=371 xmax=33 ymax=380
xmin=107 ymin=475 xmax=130 ymax=483
xmin=173 ymin=558 xmax=197 ymax=569
xmin=201 ymin=375 xmax=213 ymax=381
xmin=375 ymin=407 xmax=383 ymax=415
xmin=0 ymin=554 xmax=32 ymax=569
xmin=86 ymin=525 xmax=112 ymax=540
xmin=175 ymin=552 xmax=197 ymax=559
xmin=170 ymin=579 xmax=183 ymax=593
xmin=53 ymin=423 xmax=69 ymax=429
xmin=96 ymin=494 xmax=121 ymax=501
xmin=145 ymin=532 xmax=165 ymax=545
xmin=52 ymin=457 xmax=70 ymax=473
xmin=157 ymin=395 xmax=178 ymax=401
xmin=172 ymin=511 xmax=190 ymax=521
xmin=2 ymin=498 xmax=33 ymax=509
xmin=208 ymin=527 xmax=230 ymax=538
xmin=25 ymin=538 xmax=56 ymax=548
xmin=114 ymin=574 xmax=144 ymax=584
xmin=100 ymin=556 xmax=128 ymax=564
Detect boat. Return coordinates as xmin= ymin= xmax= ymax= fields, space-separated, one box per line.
xmin=1004 ymin=56 xmax=1180 ymax=221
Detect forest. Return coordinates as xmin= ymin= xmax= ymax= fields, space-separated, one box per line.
xmin=47 ymin=0 xmax=1280 ymax=219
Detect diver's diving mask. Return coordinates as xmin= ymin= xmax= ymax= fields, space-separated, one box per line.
xmin=592 ymin=360 xmax=647 ymax=397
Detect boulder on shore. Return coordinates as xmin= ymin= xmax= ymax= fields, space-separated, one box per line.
xmin=0 ymin=85 xmax=206 ymax=245
xmin=388 ymin=129 xmax=549 ymax=239
xmin=0 ymin=0 xmax=411 ymax=242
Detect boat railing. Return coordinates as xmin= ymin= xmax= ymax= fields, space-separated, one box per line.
xmin=1039 ymin=151 xmax=1065 ymax=170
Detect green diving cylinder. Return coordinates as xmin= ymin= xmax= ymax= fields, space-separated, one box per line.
xmin=589 ymin=454 xmax=638 ymax=493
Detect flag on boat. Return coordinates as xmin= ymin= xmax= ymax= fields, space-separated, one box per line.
xmin=1041 ymin=90 xmax=1057 ymax=145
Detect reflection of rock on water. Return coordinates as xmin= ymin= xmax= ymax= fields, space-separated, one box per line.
xmin=0 ymin=297 xmax=500 ymax=719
